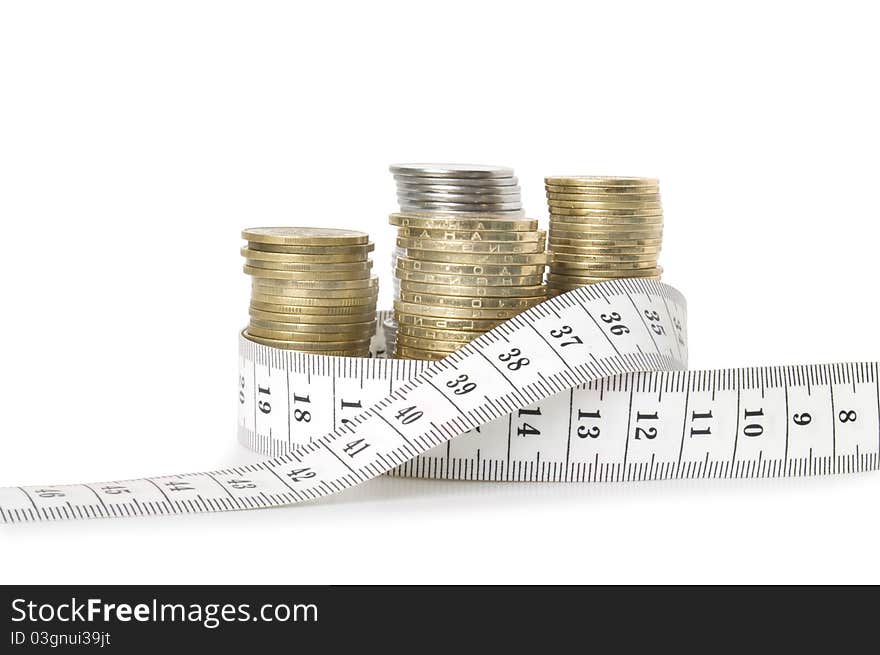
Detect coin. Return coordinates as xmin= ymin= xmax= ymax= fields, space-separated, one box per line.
xmin=391 ymin=163 xmax=515 ymax=179
xmin=247 ymin=324 xmax=374 ymax=342
xmin=396 ymin=257 xmax=546 ymax=277
xmin=244 ymin=259 xmax=373 ymax=273
xmin=396 ymin=237 xmax=544 ymax=254
xmin=252 ymin=275 xmax=379 ymax=291
xmin=396 ymin=325 xmax=483 ymax=343
xmin=544 ymin=184 xmax=659 ymax=195
xmin=241 ymin=248 xmax=368 ymax=263
xmin=243 ymin=331 xmax=370 ymax=354
xmin=396 ymin=334 xmax=465 ymax=353
xmin=250 ymin=298 xmax=378 ymax=314
xmin=249 ymin=307 xmax=378 ymax=324
xmin=548 ymin=225 xmax=664 ymax=237
xmin=547 ymin=214 xmax=664 ymax=226
xmin=389 ymin=213 xmax=538 ymax=231
xmin=395 ymin=181 xmax=521 ymax=195
xmin=244 ymin=265 xmax=373 ymax=281
xmin=397 ymin=291 xmax=544 ymax=310
xmin=549 ymin=205 xmax=663 ymax=216
xmin=249 ymin=318 xmax=376 ymax=334
xmin=252 ymin=282 xmax=378 ymax=299
xmin=395 ymin=311 xmax=505 ymax=332
xmin=398 ymin=188 xmax=521 ymax=200
xmin=396 ymin=227 xmax=543 ymax=242
xmin=400 ymin=200 xmax=523 ymax=211
xmin=395 ymin=268 xmax=545 ymax=287
xmin=548 ymin=201 xmax=663 ymax=212
xmin=548 ymin=267 xmax=663 ymax=281
xmin=549 ymin=243 xmax=662 ymax=256
xmin=546 ymin=191 xmax=661 ymax=202
xmin=544 ymin=176 xmax=658 ymax=187
xmin=250 ymin=292 xmax=378 ymax=307
xmin=242 ymin=227 xmax=369 ymax=246
xmin=399 ymin=280 xmax=547 ymax=298
xmin=394 ymin=300 xmax=531 ymax=320
xmin=394 ymin=345 xmax=448 ymax=361
xmin=547 ymin=231 xmax=663 ymax=245
xmin=551 ymin=258 xmax=660 ymax=271
xmin=405 ymin=249 xmax=552 ymax=265
xmin=245 ymin=242 xmax=375 ymax=255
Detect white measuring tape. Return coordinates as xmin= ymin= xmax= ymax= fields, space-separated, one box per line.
xmin=2 ymin=278 xmax=878 ymax=523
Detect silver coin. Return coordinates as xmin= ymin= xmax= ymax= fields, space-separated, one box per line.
xmin=392 ymin=174 xmax=519 ymax=187
xmin=397 ymin=191 xmax=522 ymax=204
xmin=399 ymin=200 xmax=523 ymax=212
xmin=390 ymin=163 xmax=514 ymax=179
xmin=394 ymin=181 xmax=521 ymax=195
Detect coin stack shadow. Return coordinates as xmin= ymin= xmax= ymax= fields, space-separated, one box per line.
xmin=241 ymin=227 xmax=378 ymax=356
xmin=386 ymin=164 xmax=530 ymax=356
xmin=544 ymin=176 xmax=663 ymax=295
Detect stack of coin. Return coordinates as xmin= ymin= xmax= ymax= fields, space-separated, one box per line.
xmin=241 ymin=227 xmax=378 ymax=356
xmin=390 ymin=163 xmax=524 ymax=215
xmin=544 ymin=176 xmax=663 ymax=295
xmin=390 ymin=213 xmax=549 ymax=360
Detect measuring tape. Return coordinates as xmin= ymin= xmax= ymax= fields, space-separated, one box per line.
xmin=1 ymin=278 xmax=878 ymax=523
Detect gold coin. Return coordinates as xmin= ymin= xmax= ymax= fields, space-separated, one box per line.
xmin=544 ymin=176 xmax=658 ymax=187
xmin=250 ymin=292 xmax=378 ymax=307
xmin=396 ymin=227 xmax=544 ymax=242
xmin=549 ymin=268 xmax=663 ymax=282
xmin=548 ymin=230 xmax=663 ymax=245
xmin=544 ymin=184 xmax=659 ymax=195
xmin=396 ymin=257 xmax=546 ymax=277
xmin=241 ymin=227 xmax=369 ymax=246
xmin=546 ymin=191 xmax=661 ymax=202
xmin=548 ymin=201 xmax=663 ymax=213
xmin=394 ymin=345 xmax=448 ymax=361
xmin=249 ymin=318 xmax=377 ymax=334
xmin=394 ymin=299 xmax=534 ymax=320
xmin=547 ymin=213 xmax=663 ymax=226
xmin=252 ymin=275 xmax=379 ymax=291
xmin=243 ymin=265 xmax=373 ymax=281
xmin=552 ymin=255 xmax=657 ymax=266
xmin=395 ymin=267 xmax=545 ymax=287
xmin=396 ymin=324 xmax=483 ymax=343
xmin=389 ymin=213 xmax=538 ymax=231
xmin=252 ymin=282 xmax=378 ymax=299
xmin=246 ymin=242 xmax=375 ymax=256
xmin=396 ymin=237 xmax=545 ymax=254
xmin=399 ymin=280 xmax=547 ymax=298
xmin=250 ymin=299 xmax=377 ymax=316
xmin=552 ymin=258 xmax=660 ymax=270
xmin=249 ymin=308 xmax=377 ymax=324
xmin=241 ymin=248 xmax=369 ymax=263
xmin=404 ymin=249 xmax=552 ymax=265
xmin=548 ymin=225 xmax=664 ymax=237
xmin=244 ymin=259 xmax=373 ymax=273
xmin=549 ymin=207 xmax=664 ymax=217
xmin=243 ymin=332 xmax=369 ymax=355
xmin=395 ymin=311 xmax=504 ymax=332
xmin=246 ymin=325 xmax=373 ymax=343
xmin=397 ymin=291 xmax=544 ymax=310
xmin=396 ymin=334 xmax=465 ymax=353
xmin=549 ymin=241 xmax=661 ymax=254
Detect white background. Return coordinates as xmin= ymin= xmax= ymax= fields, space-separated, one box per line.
xmin=1 ymin=1 xmax=878 ymax=584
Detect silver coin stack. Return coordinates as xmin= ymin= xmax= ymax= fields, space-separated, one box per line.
xmin=386 ymin=163 xmax=535 ymax=358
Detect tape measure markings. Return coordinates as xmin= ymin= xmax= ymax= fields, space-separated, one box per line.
xmin=1 ymin=279 xmax=878 ymax=523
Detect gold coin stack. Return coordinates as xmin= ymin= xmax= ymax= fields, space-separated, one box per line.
xmin=241 ymin=227 xmax=378 ymax=356
xmin=390 ymin=212 xmax=549 ymax=361
xmin=544 ymin=176 xmax=663 ymax=295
